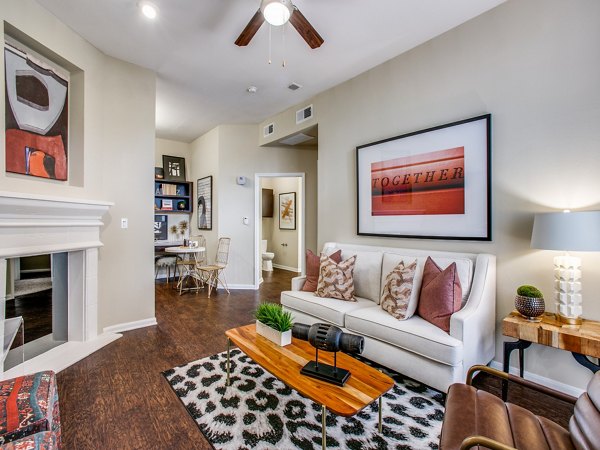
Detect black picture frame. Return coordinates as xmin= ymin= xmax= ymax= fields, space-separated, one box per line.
xmin=162 ymin=155 xmax=186 ymax=181
xmin=197 ymin=176 xmax=213 ymax=230
xmin=356 ymin=114 xmax=491 ymax=241
xmin=279 ymin=192 xmax=296 ymax=230
xmin=154 ymin=214 xmax=168 ymax=241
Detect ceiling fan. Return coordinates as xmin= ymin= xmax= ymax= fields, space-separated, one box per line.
xmin=235 ymin=0 xmax=324 ymax=49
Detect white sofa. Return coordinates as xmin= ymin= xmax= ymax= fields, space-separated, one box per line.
xmin=281 ymin=242 xmax=496 ymax=392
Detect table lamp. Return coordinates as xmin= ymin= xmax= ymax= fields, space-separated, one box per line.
xmin=531 ymin=210 xmax=600 ymax=325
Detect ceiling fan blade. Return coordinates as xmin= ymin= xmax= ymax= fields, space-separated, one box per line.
xmin=235 ymin=9 xmax=265 ymax=46
xmin=289 ymin=6 xmax=324 ymax=49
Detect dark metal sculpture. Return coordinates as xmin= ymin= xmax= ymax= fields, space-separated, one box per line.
xmin=292 ymin=322 xmax=364 ymax=386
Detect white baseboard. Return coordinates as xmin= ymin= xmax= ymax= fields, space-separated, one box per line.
xmin=273 ymin=264 xmax=300 ymax=272
xmin=227 ymin=284 xmax=257 ymax=290
xmin=103 ymin=317 xmax=157 ymax=334
xmin=489 ymin=360 xmax=584 ymax=397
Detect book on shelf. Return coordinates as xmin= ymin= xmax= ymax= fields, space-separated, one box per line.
xmin=162 ymin=199 xmax=173 ymax=211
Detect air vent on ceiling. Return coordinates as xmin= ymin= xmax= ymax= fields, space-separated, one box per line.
xmin=296 ymin=104 xmax=313 ymax=124
xmin=263 ymin=123 xmax=275 ymax=137
xmin=280 ymin=133 xmax=314 ymax=146
xmin=288 ymin=82 xmax=303 ymax=91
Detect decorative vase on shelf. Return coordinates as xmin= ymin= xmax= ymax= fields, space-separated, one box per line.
xmin=254 ymin=302 xmax=293 ymax=346
xmin=515 ymin=285 xmax=545 ymax=322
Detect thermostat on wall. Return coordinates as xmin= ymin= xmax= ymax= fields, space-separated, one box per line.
xmin=236 ymin=176 xmax=247 ymax=185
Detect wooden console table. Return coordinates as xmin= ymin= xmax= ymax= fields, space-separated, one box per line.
xmin=502 ymin=311 xmax=600 ymax=400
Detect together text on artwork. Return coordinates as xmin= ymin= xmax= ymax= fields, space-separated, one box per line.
xmin=370 ymin=147 xmax=465 ymax=216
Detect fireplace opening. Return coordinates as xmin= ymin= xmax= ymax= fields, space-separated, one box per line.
xmin=4 ymin=253 xmax=68 ymax=370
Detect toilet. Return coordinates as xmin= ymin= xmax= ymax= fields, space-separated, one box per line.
xmin=261 ymin=240 xmax=275 ymax=271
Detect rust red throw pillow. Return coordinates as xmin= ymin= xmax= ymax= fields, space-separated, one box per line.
xmin=302 ymin=249 xmax=342 ymax=292
xmin=417 ymin=257 xmax=462 ymax=332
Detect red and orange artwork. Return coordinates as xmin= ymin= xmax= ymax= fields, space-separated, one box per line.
xmin=4 ymin=46 xmax=69 ymax=180
xmin=371 ymin=147 xmax=465 ymax=216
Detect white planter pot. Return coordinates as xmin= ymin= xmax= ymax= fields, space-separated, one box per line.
xmin=256 ymin=320 xmax=292 ymax=346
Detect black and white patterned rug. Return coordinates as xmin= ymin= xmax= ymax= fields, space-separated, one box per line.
xmin=163 ymin=349 xmax=444 ymax=449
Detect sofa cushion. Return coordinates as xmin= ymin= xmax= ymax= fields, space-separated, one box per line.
xmin=381 ymin=253 xmax=472 ymax=305
xmin=281 ymin=290 xmax=373 ymax=327
xmin=339 ymin=249 xmax=383 ymax=303
xmin=302 ymin=249 xmax=342 ymax=292
xmin=316 ymin=254 xmax=357 ymax=301
xmin=418 ymin=257 xmax=462 ymax=333
xmin=345 ymin=305 xmax=463 ymax=366
xmin=380 ymin=259 xmax=419 ymax=320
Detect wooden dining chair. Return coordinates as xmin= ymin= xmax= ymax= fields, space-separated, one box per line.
xmin=197 ymin=237 xmax=231 ymax=298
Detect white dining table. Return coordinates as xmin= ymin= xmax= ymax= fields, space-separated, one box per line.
xmin=164 ymin=246 xmax=206 ymax=294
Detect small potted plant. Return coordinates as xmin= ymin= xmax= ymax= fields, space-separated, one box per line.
xmin=515 ymin=285 xmax=545 ymax=322
xmin=255 ymin=302 xmax=294 ymax=346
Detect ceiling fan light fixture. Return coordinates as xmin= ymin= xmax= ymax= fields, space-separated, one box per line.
xmin=261 ymin=0 xmax=293 ymax=26
xmin=139 ymin=1 xmax=158 ymax=20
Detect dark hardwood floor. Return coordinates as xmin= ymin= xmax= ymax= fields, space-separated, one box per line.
xmin=58 ymin=269 xmax=296 ymax=449
xmin=6 ymin=289 xmax=53 ymax=344
xmin=57 ymin=269 xmax=574 ymax=449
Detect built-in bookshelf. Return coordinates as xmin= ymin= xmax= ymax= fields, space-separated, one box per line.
xmin=154 ymin=180 xmax=193 ymax=213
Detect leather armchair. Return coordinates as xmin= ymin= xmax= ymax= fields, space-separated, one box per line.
xmin=440 ymin=365 xmax=600 ymax=450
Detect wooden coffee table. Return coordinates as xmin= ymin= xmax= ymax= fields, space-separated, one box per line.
xmin=225 ymin=324 xmax=394 ymax=449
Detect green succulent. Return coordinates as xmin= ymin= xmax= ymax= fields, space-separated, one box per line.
xmin=255 ymin=302 xmax=294 ymax=332
xmin=517 ymin=285 xmax=544 ymax=298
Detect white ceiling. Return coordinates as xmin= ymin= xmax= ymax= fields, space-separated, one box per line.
xmin=35 ymin=0 xmax=505 ymax=143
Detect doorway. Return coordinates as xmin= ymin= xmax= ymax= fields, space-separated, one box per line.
xmin=254 ymin=173 xmax=305 ymax=288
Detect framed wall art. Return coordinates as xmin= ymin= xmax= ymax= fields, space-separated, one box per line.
xmin=279 ymin=192 xmax=296 ymax=230
xmin=197 ymin=176 xmax=212 ymax=230
xmin=356 ymin=114 xmax=491 ymax=240
xmin=162 ymin=155 xmax=186 ymax=181
xmin=154 ymin=214 xmax=168 ymax=241
xmin=5 ymin=44 xmax=69 ymax=180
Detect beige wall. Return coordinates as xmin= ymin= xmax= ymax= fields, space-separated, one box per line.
xmin=259 ymin=0 xmax=600 ymax=391
xmin=189 ymin=128 xmax=220 ymax=254
xmin=1 ymin=0 xmax=156 ymax=330
xmin=215 ymin=125 xmax=317 ymax=287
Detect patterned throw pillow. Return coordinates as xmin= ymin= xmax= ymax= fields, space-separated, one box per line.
xmin=301 ymin=249 xmax=342 ymax=292
xmin=315 ymin=254 xmax=357 ymax=301
xmin=380 ymin=260 xmax=418 ymax=320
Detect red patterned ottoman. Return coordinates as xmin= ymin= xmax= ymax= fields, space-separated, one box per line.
xmin=0 ymin=372 xmax=61 ymax=448
xmin=0 ymin=432 xmax=57 ymax=450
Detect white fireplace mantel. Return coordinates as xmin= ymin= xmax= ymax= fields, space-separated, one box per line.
xmin=0 ymin=191 xmax=117 ymax=379
xmin=0 ymin=191 xmax=113 ymax=258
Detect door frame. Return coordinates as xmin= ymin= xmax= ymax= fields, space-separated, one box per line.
xmin=254 ymin=173 xmax=305 ymax=288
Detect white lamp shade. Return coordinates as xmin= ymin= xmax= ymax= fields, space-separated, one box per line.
xmin=531 ymin=211 xmax=600 ymax=251
xmin=261 ymin=0 xmax=293 ymax=26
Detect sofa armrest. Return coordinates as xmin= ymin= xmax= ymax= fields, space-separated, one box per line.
xmin=291 ymin=276 xmax=307 ymax=291
xmin=449 ymin=254 xmax=496 ymax=374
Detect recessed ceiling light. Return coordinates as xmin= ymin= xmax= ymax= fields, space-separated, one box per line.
xmin=247 ymin=86 xmax=258 ymax=94
xmin=140 ymin=1 xmax=158 ymax=20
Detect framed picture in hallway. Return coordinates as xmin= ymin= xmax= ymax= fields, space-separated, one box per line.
xmin=279 ymin=192 xmax=296 ymax=230
xmin=163 ymin=155 xmax=186 ymax=181
xmin=356 ymin=114 xmax=491 ymax=241
xmin=197 ymin=176 xmax=212 ymax=230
